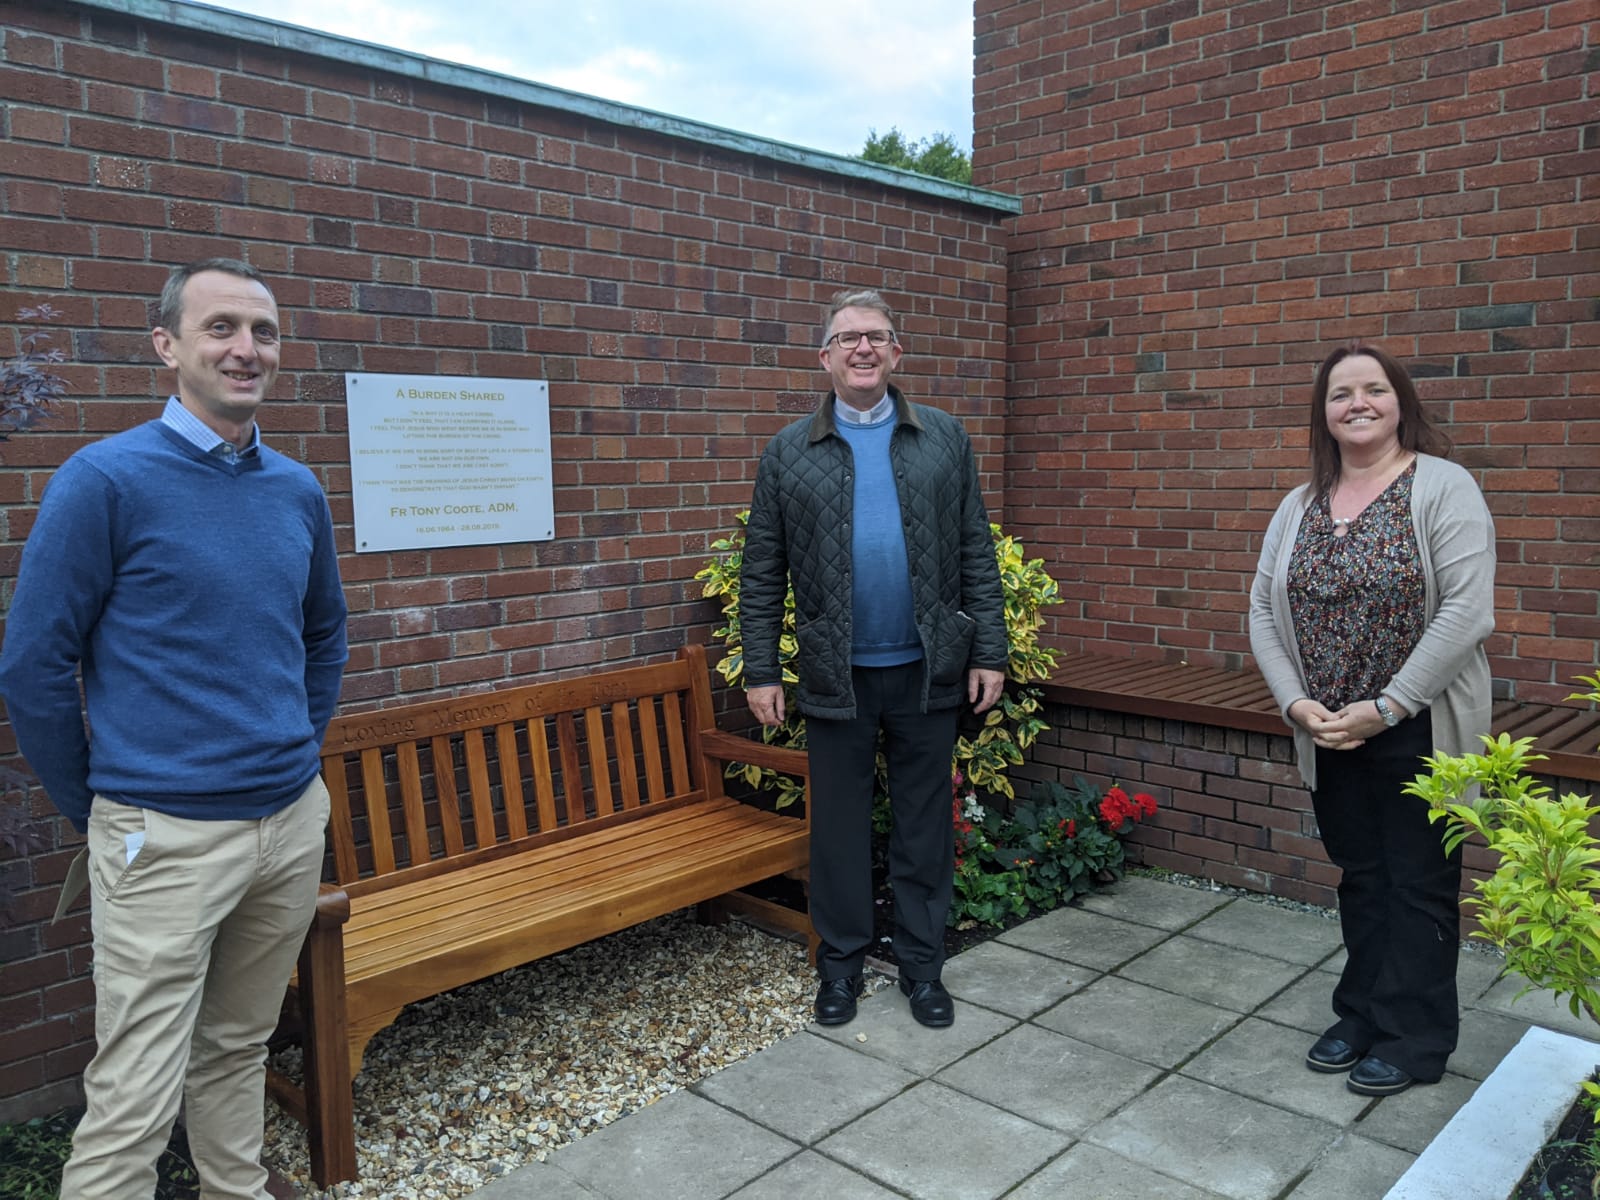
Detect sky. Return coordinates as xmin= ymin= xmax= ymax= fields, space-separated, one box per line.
xmin=199 ymin=0 xmax=976 ymax=158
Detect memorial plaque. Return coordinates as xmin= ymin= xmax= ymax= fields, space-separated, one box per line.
xmin=345 ymin=373 xmax=554 ymax=552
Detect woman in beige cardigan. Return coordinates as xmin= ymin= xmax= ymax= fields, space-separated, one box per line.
xmin=1249 ymin=343 xmax=1496 ymax=1097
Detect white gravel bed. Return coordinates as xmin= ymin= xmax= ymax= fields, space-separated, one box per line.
xmin=263 ymin=913 xmax=836 ymax=1199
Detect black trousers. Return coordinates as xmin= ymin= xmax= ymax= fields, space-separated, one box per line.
xmin=1313 ymin=710 xmax=1462 ymax=1081
xmin=804 ymin=662 xmax=959 ymax=982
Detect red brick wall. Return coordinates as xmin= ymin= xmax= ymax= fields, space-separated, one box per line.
xmin=976 ymin=0 xmax=1600 ymax=703
xmin=0 ymin=1 xmax=1010 ymax=1118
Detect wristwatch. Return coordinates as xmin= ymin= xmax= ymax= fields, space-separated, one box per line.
xmin=1374 ymin=696 xmax=1400 ymax=727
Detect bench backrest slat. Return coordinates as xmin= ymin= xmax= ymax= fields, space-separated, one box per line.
xmin=319 ymin=650 xmax=722 ymax=887
xmin=432 ymin=733 xmax=466 ymax=856
xmin=528 ymin=716 xmax=560 ymax=833
xmin=360 ymin=748 xmax=397 ymax=875
xmin=326 ymin=758 xmax=361 ymax=882
xmin=496 ymin=723 xmax=528 ymax=840
xmin=396 ymin=742 xmax=429 ymax=857
xmin=612 ymin=700 xmax=641 ymax=812
xmin=463 ymin=729 xmax=497 ymax=844
xmin=550 ymin=711 xmax=579 ymax=822
xmin=639 ymin=695 xmax=667 ymax=805
xmin=662 ymin=691 xmax=689 ymax=795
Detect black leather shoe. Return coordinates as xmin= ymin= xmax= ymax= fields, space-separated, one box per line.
xmin=1347 ymin=1055 xmax=1417 ymax=1096
xmin=898 ymin=976 xmax=954 ymax=1027
xmin=814 ymin=975 xmax=863 ymax=1025
xmin=1305 ymin=1035 xmax=1361 ymax=1073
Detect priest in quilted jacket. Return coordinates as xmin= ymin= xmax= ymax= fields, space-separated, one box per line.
xmin=740 ymin=288 xmax=1008 ymax=1029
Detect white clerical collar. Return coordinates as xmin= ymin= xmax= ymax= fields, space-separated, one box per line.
xmin=833 ymin=392 xmax=894 ymax=426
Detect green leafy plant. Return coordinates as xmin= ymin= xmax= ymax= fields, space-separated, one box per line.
xmin=694 ymin=515 xmax=1060 ymax=810
xmin=0 ymin=1108 xmax=199 ymax=1199
xmin=951 ymin=776 xmax=1157 ymax=927
xmin=1404 ymin=672 xmax=1600 ymax=1189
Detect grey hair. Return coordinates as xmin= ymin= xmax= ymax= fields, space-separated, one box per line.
xmin=821 ymin=289 xmax=897 ymax=345
xmin=155 ymin=258 xmax=271 ymax=331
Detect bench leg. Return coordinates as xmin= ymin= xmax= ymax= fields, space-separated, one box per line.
xmin=297 ymin=924 xmax=357 ymax=1187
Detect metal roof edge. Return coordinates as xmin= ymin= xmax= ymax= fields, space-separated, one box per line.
xmin=75 ymin=0 xmax=1023 ymax=216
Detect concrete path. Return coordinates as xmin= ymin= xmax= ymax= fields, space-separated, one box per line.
xmin=472 ymin=875 xmax=1596 ymax=1200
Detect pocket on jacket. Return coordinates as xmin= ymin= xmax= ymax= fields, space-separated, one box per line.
xmin=926 ymin=604 xmax=977 ymax=687
xmin=794 ymin=617 xmax=838 ymax=691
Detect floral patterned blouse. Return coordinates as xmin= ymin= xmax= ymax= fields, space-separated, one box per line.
xmin=1287 ymin=462 xmax=1425 ymax=711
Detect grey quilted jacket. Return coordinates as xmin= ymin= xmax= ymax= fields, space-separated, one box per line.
xmin=740 ymin=385 xmax=1008 ymax=719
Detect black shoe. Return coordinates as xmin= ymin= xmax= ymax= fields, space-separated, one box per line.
xmin=898 ymin=976 xmax=954 ymax=1027
xmin=1305 ymin=1035 xmax=1361 ymax=1074
xmin=1347 ymin=1055 xmax=1417 ymax=1096
xmin=814 ymin=975 xmax=863 ymax=1025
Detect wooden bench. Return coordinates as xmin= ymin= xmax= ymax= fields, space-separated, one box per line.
xmin=270 ymin=644 xmax=811 ymax=1186
xmin=1044 ymin=650 xmax=1600 ymax=783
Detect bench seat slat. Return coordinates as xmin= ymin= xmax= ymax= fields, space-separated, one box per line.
xmin=339 ymin=804 xmax=805 ymax=984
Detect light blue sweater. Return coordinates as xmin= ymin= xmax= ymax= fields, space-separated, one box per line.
xmin=0 ymin=421 xmax=348 ymax=830
xmin=836 ymin=414 xmax=921 ymax=668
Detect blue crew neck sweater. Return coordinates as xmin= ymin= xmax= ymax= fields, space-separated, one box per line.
xmin=836 ymin=414 xmax=922 ymax=668
xmin=0 ymin=421 xmax=348 ymax=830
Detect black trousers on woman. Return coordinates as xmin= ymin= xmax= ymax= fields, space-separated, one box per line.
xmin=804 ymin=662 xmax=959 ymax=983
xmin=1313 ymin=710 xmax=1462 ymax=1081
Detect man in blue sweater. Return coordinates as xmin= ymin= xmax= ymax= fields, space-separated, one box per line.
xmin=741 ymin=290 xmax=1008 ymax=1029
xmin=0 ymin=258 xmax=348 ymax=1199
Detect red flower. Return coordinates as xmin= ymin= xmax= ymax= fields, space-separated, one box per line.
xmin=1134 ymin=791 xmax=1157 ymax=817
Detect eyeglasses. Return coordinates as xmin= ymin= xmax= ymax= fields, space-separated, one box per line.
xmin=825 ymin=329 xmax=896 ymax=350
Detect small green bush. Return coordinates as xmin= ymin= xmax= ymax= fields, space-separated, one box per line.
xmin=694 ymin=515 xmax=1060 ymax=811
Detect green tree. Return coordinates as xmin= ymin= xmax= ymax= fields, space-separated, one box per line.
xmin=860 ymin=127 xmax=973 ymax=185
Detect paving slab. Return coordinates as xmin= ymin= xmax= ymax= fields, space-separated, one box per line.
xmin=1286 ymin=1133 xmax=1415 ymax=1200
xmin=1352 ymin=1073 xmax=1480 ymax=1155
xmin=1006 ymin=1142 xmax=1226 ymax=1199
xmin=935 ymin=1022 xmax=1162 ymax=1134
xmin=469 ymin=1159 xmax=608 ymax=1199
xmin=939 ymin=938 xmax=1097 ymax=1017
xmin=695 ymin=1030 xmax=916 ymax=1144
xmin=1184 ymin=900 xmax=1344 ymax=966
xmin=727 ymin=1150 xmax=902 ymax=1199
xmin=1180 ymin=1017 xmax=1370 ymax=1124
xmin=817 ymin=1080 xmax=1069 ymax=1200
xmin=1475 ymin=974 xmax=1599 ymax=1039
xmin=1450 ymin=1005 xmax=1540 ymax=1082
xmin=1085 ymin=1075 xmax=1340 ymax=1200
xmin=1253 ymin=970 xmax=1339 ymax=1037
xmin=1036 ymin=974 xmax=1241 ymax=1068
xmin=810 ymin=987 xmax=1016 ymax=1076
xmin=1115 ymin=933 xmax=1310 ymax=1012
xmin=543 ymin=1089 xmax=797 ymax=1200
xmin=1074 ymin=874 xmax=1234 ymax=930
xmin=996 ymin=903 xmax=1169 ymax=969
xmin=1455 ymin=948 xmax=1508 ymax=1003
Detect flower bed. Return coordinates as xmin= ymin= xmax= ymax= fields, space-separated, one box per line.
xmin=949 ymin=775 xmax=1158 ymax=928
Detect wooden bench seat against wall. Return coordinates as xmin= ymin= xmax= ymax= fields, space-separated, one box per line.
xmin=270 ymin=644 xmax=811 ymax=1186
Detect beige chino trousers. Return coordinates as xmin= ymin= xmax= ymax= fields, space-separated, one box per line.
xmin=60 ymin=779 xmax=329 ymax=1200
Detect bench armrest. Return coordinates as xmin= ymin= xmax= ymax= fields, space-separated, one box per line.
xmin=313 ymin=883 xmax=351 ymax=928
xmin=698 ymin=728 xmax=809 ymax=778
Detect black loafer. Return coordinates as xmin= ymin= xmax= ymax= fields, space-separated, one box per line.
xmin=899 ymin=976 xmax=954 ymax=1027
xmin=1347 ymin=1055 xmax=1417 ymax=1096
xmin=814 ymin=975 xmax=863 ymax=1025
xmin=1306 ymin=1035 xmax=1361 ymax=1074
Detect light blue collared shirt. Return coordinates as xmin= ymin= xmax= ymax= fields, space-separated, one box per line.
xmin=161 ymin=397 xmax=259 ymax=464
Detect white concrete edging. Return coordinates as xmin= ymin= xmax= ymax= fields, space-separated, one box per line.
xmin=1386 ymin=1025 xmax=1600 ymax=1200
